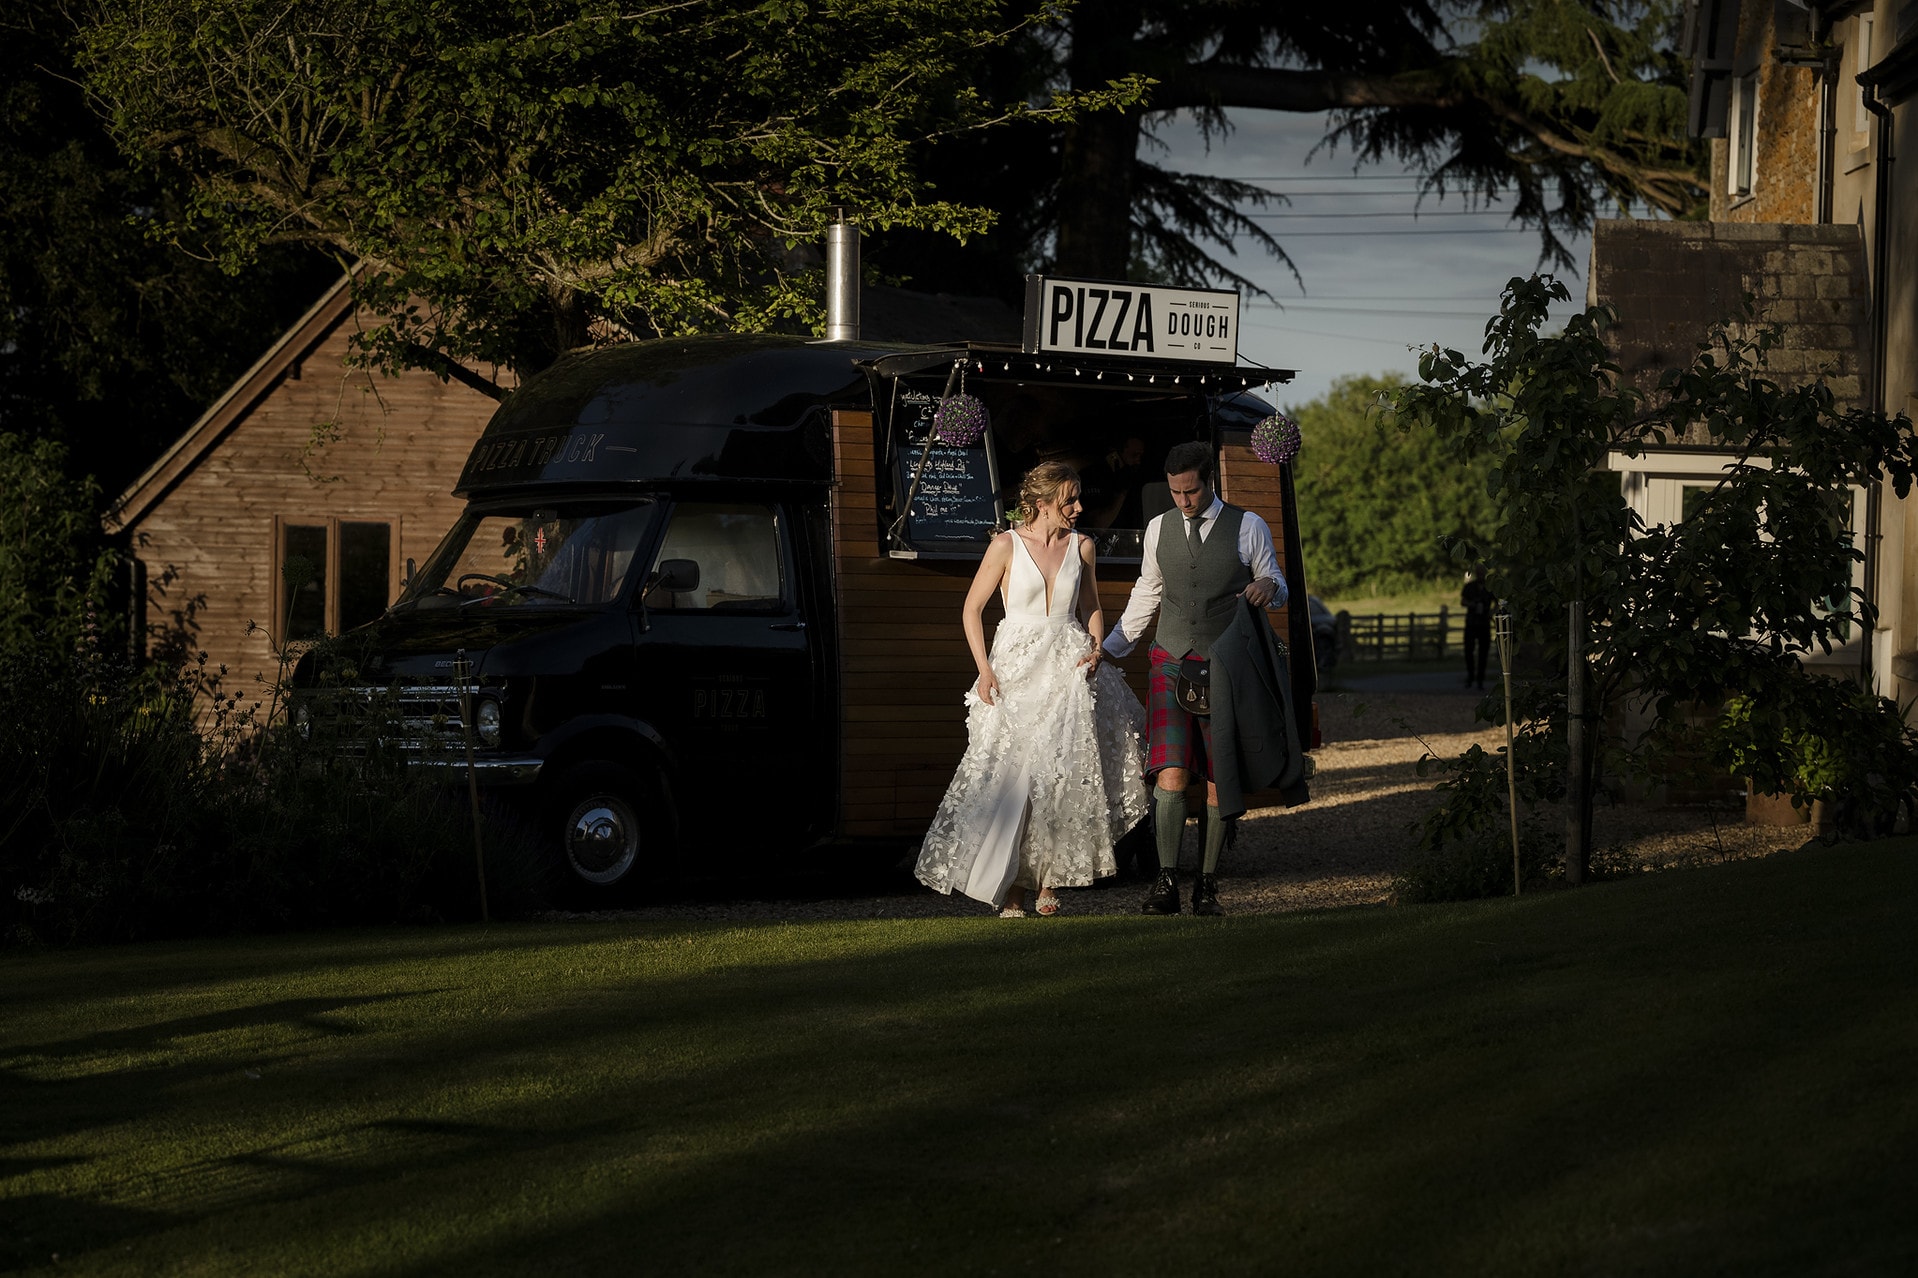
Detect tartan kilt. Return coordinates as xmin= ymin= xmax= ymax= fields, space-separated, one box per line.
xmin=1146 ymin=645 xmax=1213 ymax=779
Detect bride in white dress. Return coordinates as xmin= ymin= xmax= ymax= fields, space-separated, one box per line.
xmin=914 ymin=461 xmax=1149 ymax=916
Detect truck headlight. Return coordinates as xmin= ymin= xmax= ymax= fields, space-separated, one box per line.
xmin=475 ymin=697 xmax=502 ymax=747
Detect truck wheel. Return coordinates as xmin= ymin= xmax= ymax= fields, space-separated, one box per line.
xmin=549 ymin=762 xmax=671 ymax=896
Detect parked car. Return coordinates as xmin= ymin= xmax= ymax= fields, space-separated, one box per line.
xmin=1308 ymin=595 xmax=1339 ymax=669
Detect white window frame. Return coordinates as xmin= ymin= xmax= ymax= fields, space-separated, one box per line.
xmin=1729 ymin=71 xmax=1759 ymax=198
xmin=1854 ymin=15 xmax=1877 ymax=136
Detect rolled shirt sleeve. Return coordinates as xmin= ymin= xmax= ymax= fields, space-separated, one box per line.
xmin=1240 ymin=511 xmax=1287 ymax=609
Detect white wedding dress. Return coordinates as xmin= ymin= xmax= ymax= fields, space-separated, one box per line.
xmin=914 ymin=531 xmax=1149 ymax=906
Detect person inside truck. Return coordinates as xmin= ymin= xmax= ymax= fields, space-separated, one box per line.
xmin=1078 ymin=434 xmax=1148 ymax=531
xmin=643 ymin=504 xmax=783 ymax=611
xmin=914 ymin=462 xmax=1149 ymax=917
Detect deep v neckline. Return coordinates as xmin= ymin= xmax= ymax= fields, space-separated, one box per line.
xmin=1013 ymin=529 xmax=1073 ymax=615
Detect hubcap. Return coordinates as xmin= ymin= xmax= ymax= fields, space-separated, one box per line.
xmin=564 ymin=794 xmax=641 ymax=885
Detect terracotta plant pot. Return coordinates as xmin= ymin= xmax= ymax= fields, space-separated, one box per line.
xmin=1745 ymin=782 xmax=1811 ymax=827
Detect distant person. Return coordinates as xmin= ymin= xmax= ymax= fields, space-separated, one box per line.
xmin=914 ymin=462 xmax=1149 ymax=917
xmin=1462 ymin=568 xmax=1494 ymax=689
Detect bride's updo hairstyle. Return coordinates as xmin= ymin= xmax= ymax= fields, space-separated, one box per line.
xmin=1016 ymin=461 xmax=1080 ymax=526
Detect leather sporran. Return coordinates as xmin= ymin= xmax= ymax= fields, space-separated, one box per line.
xmin=1175 ymin=655 xmax=1212 ymax=716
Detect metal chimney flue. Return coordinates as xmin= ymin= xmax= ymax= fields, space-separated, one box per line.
xmin=825 ymin=208 xmax=860 ymax=341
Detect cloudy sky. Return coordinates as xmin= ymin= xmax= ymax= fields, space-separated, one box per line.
xmin=1156 ymin=109 xmax=1598 ymax=411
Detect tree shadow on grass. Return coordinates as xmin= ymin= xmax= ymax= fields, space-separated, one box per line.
xmin=5 ymin=993 xmax=417 ymax=1063
xmin=5 ymin=848 xmax=1917 ymax=1273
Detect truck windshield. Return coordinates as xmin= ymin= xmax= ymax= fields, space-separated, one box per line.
xmin=396 ymin=501 xmax=660 ymax=611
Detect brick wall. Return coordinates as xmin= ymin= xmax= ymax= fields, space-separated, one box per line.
xmin=1708 ymin=0 xmax=1821 ymax=226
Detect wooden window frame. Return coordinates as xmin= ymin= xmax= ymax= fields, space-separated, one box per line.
xmin=272 ymin=515 xmax=404 ymax=644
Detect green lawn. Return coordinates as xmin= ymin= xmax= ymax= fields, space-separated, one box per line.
xmin=1320 ymin=587 xmax=1459 ymax=616
xmin=4 ymin=843 xmax=1915 ymax=1276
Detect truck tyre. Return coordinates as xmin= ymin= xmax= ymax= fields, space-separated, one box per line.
xmin=548 ymin=762 xmax=672 ymax=898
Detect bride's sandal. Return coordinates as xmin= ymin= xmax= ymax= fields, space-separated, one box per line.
xmin=1034 ymin=893 xmax=1061 ymax=916
xmin=998 ymin=905 xmax=1027 ymax=918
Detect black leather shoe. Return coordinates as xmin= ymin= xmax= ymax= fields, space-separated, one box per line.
xmin=1191 ymin=873 xmax=1225 ymax=917
xmin=1140 ymin=868 xmax=1181 ymax=915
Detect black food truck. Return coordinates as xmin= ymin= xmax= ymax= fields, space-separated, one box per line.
xmin=295 ymin=276 xmax=1317 ymax=897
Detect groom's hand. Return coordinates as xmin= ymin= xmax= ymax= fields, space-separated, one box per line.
xmin=1242 ymin=577 xmax=1277 ymax=607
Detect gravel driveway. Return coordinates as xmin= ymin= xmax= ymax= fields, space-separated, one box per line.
xmin=573 ymin=676 xmax=1812 ymax=923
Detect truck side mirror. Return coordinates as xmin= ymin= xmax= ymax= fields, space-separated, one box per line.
xmin=654 ymin=558 xmax=700 ymax=593
xmin=402 ymin=557 xmax=416 ymax=590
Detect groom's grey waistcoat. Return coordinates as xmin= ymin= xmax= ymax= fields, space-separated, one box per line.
xmin=1154 ymin=504 xmax=1252 ymax=659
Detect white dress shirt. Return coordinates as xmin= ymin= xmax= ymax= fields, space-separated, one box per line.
xmin=1103 ymin=494 xmax=1287 ymax=658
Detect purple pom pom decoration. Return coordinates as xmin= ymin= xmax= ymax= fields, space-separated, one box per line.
xmin=1250 ymin=411 xmax=1302 ymax=466
xmin=932 ymin=393 xmax=989 ymax=447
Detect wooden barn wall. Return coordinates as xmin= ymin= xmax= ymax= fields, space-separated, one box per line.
xmin=832 ymin=412 xmax=1297 ymax=839
xmin=130 ymin=312 xmax=495 ymax=710
xmin=1217 ymin=441 xmax=1298 ymax=645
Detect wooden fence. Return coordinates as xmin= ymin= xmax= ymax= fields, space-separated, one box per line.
xmin=1334 ymin=607 xmax=1454 ymax=663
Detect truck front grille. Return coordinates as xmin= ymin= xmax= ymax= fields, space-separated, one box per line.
xmin=304 ymin=683 xmax=476 ymax=756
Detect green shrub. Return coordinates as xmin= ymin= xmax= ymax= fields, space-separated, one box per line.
xmin=1393 ymin=821 xmax=1560 ymax=903
xmin=0 ymin=430 xmax=550 ymax=944
xmin=0 ymin=606 xmax=548 ymax=946
xmin=1395 ymin=733 xmax=1564 ymax=903
xmin=1713 ymin=682 xmax=1918 ymax=841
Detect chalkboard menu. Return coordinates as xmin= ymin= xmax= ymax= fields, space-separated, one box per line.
xmin=890 ymin=389 xmax=1001 ymax=546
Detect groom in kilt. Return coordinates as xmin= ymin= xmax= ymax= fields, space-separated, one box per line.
xmin=1102 ymin=441 xmax=1286 ymax=916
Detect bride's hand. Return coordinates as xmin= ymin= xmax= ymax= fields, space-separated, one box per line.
xmin=975 ymin=669 xmax=1001 ymax=706
xmin=1076 ymin=648 xmax=1102 ymax=680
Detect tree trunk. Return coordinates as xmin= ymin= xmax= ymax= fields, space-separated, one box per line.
xmin=545 ymin=281 xmax=590 ymax=367
xmin=1053 ymin=6 xmax=1145 ymax=280
xmin=1054 ymin=113 xmax=1142 ymax=278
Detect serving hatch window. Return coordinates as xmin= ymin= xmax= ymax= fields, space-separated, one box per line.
xmin=881 ymin=370 xmax=1221 ymax=561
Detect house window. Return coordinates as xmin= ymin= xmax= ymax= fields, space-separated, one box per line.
xmin=276 ymin=517 xmax=396 ymax=641
xmin=339 ymin=522 xmax=393 ymax=631
xmin=1680 ymin=483 xmax=1717 ymax=524
xmin=1855 ymin=16 xmax=1876 ymax=136
xmin=1729 ymin=72 xmax=1758 ymax=198
xmin=282 ymin=523 xmax=329 ymax=640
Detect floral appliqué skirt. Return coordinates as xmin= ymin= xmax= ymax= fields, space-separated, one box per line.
xmin=914 ymin=617 xmax=1148 ymax=903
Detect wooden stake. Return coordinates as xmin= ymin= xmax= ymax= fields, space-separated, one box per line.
xmin=453 ymin=647 xmax=490 ymax=924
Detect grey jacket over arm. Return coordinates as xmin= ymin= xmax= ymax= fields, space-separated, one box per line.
xmin=1209 ymin=596 xmax=1310 ymax=819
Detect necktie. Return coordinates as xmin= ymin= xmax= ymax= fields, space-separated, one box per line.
xmin=1186 ymin=513 xmax=1204 ymax=557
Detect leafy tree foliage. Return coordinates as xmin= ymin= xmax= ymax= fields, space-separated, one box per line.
xmin=0 ymin=433 xmax=117 ymax=659
xmin=885 ymin=2 xmax=1705 ymax=298
xmin=1393 ymin=277 xmax=1918 ymax=874
xmin=71 ymin=0 xmax=1137 ymax=393
xmin=0 ymin=4 xmax=336 ymax=490
xmin=1289 ymin=373 xmax=1497 ymax=599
